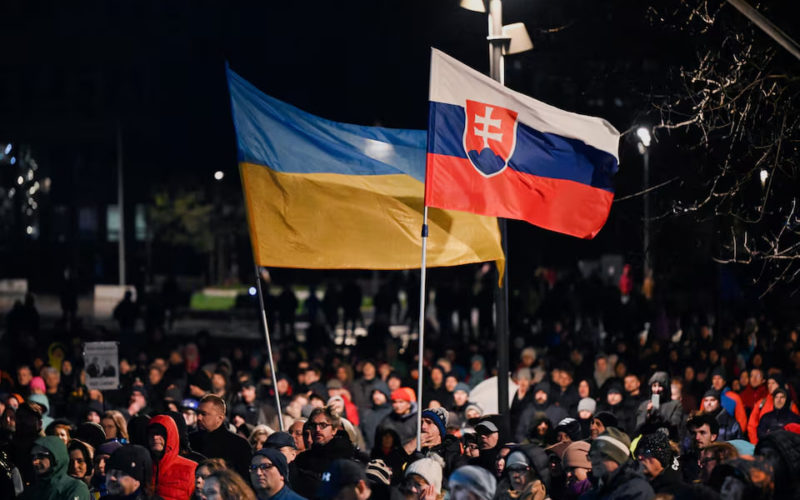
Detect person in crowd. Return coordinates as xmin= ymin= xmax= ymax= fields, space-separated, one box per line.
xmin=182 ymin=398 xmax=201 ymax=433
xmin=293 ymin=406 xmax=356 ymax=498
xmin=417 ymin=407 xmax=466 ymax=479
xmin=264 ymin=431 xmax=299 ymax=464
xmin=514 ymin=381 xmax=567 ymax=442
xmin=400 ymin=456 xmax=444 ymax=500
xmin=583 ymin=428 xmax=654 ymax=499
xmin=67 ymin=439 xmax=94 ymax=488
xmin=635 ymin=372 xmax=684 ymax=437
xmin=634 ymin=431 xmax=690 ymax=496
xmin=351 ymin=361 xmax=381 ymax=412
xmin=92 ymin=438 xmax=122 ymax=496
xmin=590 ymin=412 xmax=619 ymax=440
xmin=360 ymin=383 xmax=392 ymax=451
xmin=316 ymin=459 xmax=371 ymax=500
xmin=378 ymin=387 xmax=417 ymax=447
xmin=147 ymin=414 xmax=197 ymax=500
xmin=250 ymin=424 xmax=274 ymax=451
xmin=250 ymin=447 xmax=305 ymax=500
xmin=706 ymin=367 xmax=747 ymax=433
xmin=105 ymin=444 xmax=155 ymax=500
xmin=577 ymin=397 xmax=596 ymax=438
xmin=472 ymin=420 xmax=502 ymax=472
xmin=193 ymin=458 xmax=227 ymax=500
xmin=698 ymin=441 xmax=739 ymax=484
xmin=21 ymin=435 xmax=91 ymax=500
xmin=190 ymin=394 xmax=253 ymax=479
xmin=562 ymin=441 xmax=592 ymax=499
xmin=202 ymin=468 xmax=257 ymax=500
xmin=495 ymin=446 xmax=550 ymax=500
xmin=756 ymin=387 xmax=800 ymax=439
xmin=449 ymin=465 xmax=497 ymax=500
xmin=101 ymin=410 xmax=130 ymax=443
xmin=740 ymin=368 xmax=768 ymax=413
xmin=680 ymin=413 xmax=718 ymax=482
xmin=748 ymin=372 xmax=800 ymax=444
xmin=701 ymin=389 xmax=742 ymax=441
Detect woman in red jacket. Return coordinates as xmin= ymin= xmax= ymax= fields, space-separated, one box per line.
xmin=147 ymin=414 xmax=197 ymax=500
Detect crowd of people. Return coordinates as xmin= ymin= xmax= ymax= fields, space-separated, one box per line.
xmin=1 ymin=268 xmax=800 ymax=499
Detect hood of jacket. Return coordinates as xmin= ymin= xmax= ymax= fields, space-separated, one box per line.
xmin=147 ymin=414 xmax=180 ymax=464
xmin=35 ymin=435 xmax=69 ymax=480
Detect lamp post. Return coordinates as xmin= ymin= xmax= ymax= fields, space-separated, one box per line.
xmin=461 ymin=0 xmax=533 ymax=428
xmin=636 ymin=127 xmax=652 ymax=281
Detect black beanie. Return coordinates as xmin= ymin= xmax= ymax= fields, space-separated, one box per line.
xmin=107 ymin=444 xmax=153 ymax=485
xmin=635 ymin=431 xmax=672 ymax=468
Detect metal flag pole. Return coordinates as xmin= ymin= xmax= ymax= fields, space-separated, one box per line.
xmin=416 ymin=206 xmax=430 ymax=451
xmin=253 ymin=264 xmax=285 ymax=430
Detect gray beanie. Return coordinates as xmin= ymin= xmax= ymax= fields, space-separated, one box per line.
xmin=590 ymin=428 xmax=631 ymax=465
xmin=449 ymin=466 xmax=497 ymax=500
xmin=578 ymin=398 xmax=597 ymax=415
xmin=406 ymin=457 xmax=444 ymax=493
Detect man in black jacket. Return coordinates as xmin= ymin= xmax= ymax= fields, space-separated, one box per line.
xmin=293 ymin=406 xmax=356 ymax=499
xmin=189 ymin=394 xmax=251 ymax=479
xmin=582 ymin=428 xmax=654 ymax=500
xmin=634 ymin=431 xmax=691 ymax=497
xmin=415 ymin=408 xmax=466 ymax=480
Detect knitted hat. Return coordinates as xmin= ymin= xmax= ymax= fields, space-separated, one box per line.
xmin=391 ymin=387 xmax=416 ymax=403
xmin=634 ymin=431 xmax=672 ymax=467
xmin=593 ymin=412 xmax=619 ymax=429
xmin=533 ymin=382 xmax=551 ymax=395
xmin=107 ymin=444 xmax=152 ymax=485
xmin=449 ymin=465 xmax=497 ymax=500
xmin=516 ymin=368 xmax=532 ymax=381
xmin=578 ymin=398 xmax=597 ymax=415
xmin=366 ymin=459 xmax=392 ymax=486
xmin=97 ymin=439 xmax=123 ymax=457
xmin=710 ymin=367 xmax=727 ymax=381
xmin=767 ymin=373 xmax=785 ymax=387
xmin=254 ymin=447 xmax=289 ymax=479
xmin=326 ymin=379 xmax=343 ymax=389
xmin=406 ymin=457 xmax=444 ymax=493
xmin=317 ymin=459 xmax=366 ymax=500
xmin=422 ymin=408 xmax=448 ymax=438
xmin=505 ymin=451 xmax=529 ymax=470
xmin=703 ymin=389 xmax=720 ymax=400
xmin=606 ymin=383 xmax=623 ymax=395
xmin=454 ymin=382 xmax=472 ymax=395
xmin=591 ymin=428 xmax=631 ymax=465
xmin=180 ymin=398 xmax=199 ymax=411
xmin=29 ymin=377 xmax=46 ymax=393
xmin=465 ymin=403 xmax=483 ymax=416
xmin=555 ymin=418 xmax=582 ymax=441
xmin=562 ymin=441 xmax=591 ymax=469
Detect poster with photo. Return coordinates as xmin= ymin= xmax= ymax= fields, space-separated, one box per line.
xmin=84 ymin=341 xmax=119 ymax=390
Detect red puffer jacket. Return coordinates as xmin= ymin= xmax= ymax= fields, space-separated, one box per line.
xmin=148 ymin=414 xmax=198 ymax=500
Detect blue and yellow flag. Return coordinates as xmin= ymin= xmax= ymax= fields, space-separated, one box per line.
xmin=227 ymin=66 xmax=504 ymax=272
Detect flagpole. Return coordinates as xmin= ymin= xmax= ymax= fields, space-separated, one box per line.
xmin=488 ymin=0 xmax=511 ymax=434
xmin=253 ymin=264 xmax=285 ymax=431
xmin=416 ymin=206 xmax=430 ymax=451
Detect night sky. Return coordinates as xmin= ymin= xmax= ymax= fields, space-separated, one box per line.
xmin=0 ymin=0 xmax=750 ymax=291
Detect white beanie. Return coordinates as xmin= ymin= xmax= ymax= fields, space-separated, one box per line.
xmin=406 ymin=457 xmax=444 ymax=493
xmin=578 ymin=397 xmax=596 ymax=415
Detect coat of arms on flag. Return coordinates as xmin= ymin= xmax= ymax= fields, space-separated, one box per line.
xmin=463 ymin=100 xmax=518 ymax=177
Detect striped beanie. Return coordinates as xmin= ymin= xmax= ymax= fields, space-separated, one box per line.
xmin=591 ymin=427 xmax=631 ymax=465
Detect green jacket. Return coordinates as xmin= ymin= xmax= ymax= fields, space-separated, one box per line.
xmin=20 ymin=435 xmax=90 ymax=500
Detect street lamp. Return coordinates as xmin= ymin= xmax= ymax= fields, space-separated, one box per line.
xmin=460 ymin=0 xmax=534 ymax=436
xmin=636 ymin=126 xmax=652 ymax=281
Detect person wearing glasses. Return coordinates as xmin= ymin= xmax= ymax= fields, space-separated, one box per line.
xmin=292 ymin=406 xmax=356 ymax=498
xmin=21 ymin=435 xmax=90 ymax=500
xmin=249 ymin=448 xmax=306 ymax=500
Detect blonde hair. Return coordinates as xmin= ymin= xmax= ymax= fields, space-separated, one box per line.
xmin=102 ymin=410 xmax=129 ymax=441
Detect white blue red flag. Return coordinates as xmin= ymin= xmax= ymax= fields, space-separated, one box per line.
xmin=425 ymin=49 xmax=620 ymax=239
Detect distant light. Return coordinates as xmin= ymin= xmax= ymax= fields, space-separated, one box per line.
xmin=8 ymin=188 xmax=14 ymax=198
xmin=248 ymin=287 xmax=257 ymax=296
xmin=26 ymin=226 xmax=33 ymax=235
xmin=10 ymin=157 xmax=16 ymax=165
xmin=4 ymin=144 xmax=11 ymax=155
xmin=26 ymin=169 xmax=33 ymax=181
xmin=17 ymin=176 xmax=23 ymax=185
xmin=214 ymin=171 xmax=224 ymax=181
xmin=760 ymin=169 xmax=768 ymax=187
xmin=636 ymin=127 xmax=652 ymax=148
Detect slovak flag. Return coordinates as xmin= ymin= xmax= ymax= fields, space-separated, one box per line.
xmin=425 ymin=49 xmax=620 ymax=239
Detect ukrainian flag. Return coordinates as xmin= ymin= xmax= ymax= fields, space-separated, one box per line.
xmin=227 ymin=66 xmax=504 ymax=272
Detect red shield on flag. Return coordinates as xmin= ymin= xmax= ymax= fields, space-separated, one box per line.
xmin=462 ymin=99 xmax=518 ymax=177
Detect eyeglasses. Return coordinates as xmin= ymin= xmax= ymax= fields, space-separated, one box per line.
xmin=249 ymin=463 xmax=276 ymax=472
xmin=312 ymin=422 xmax=331 ymax=429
